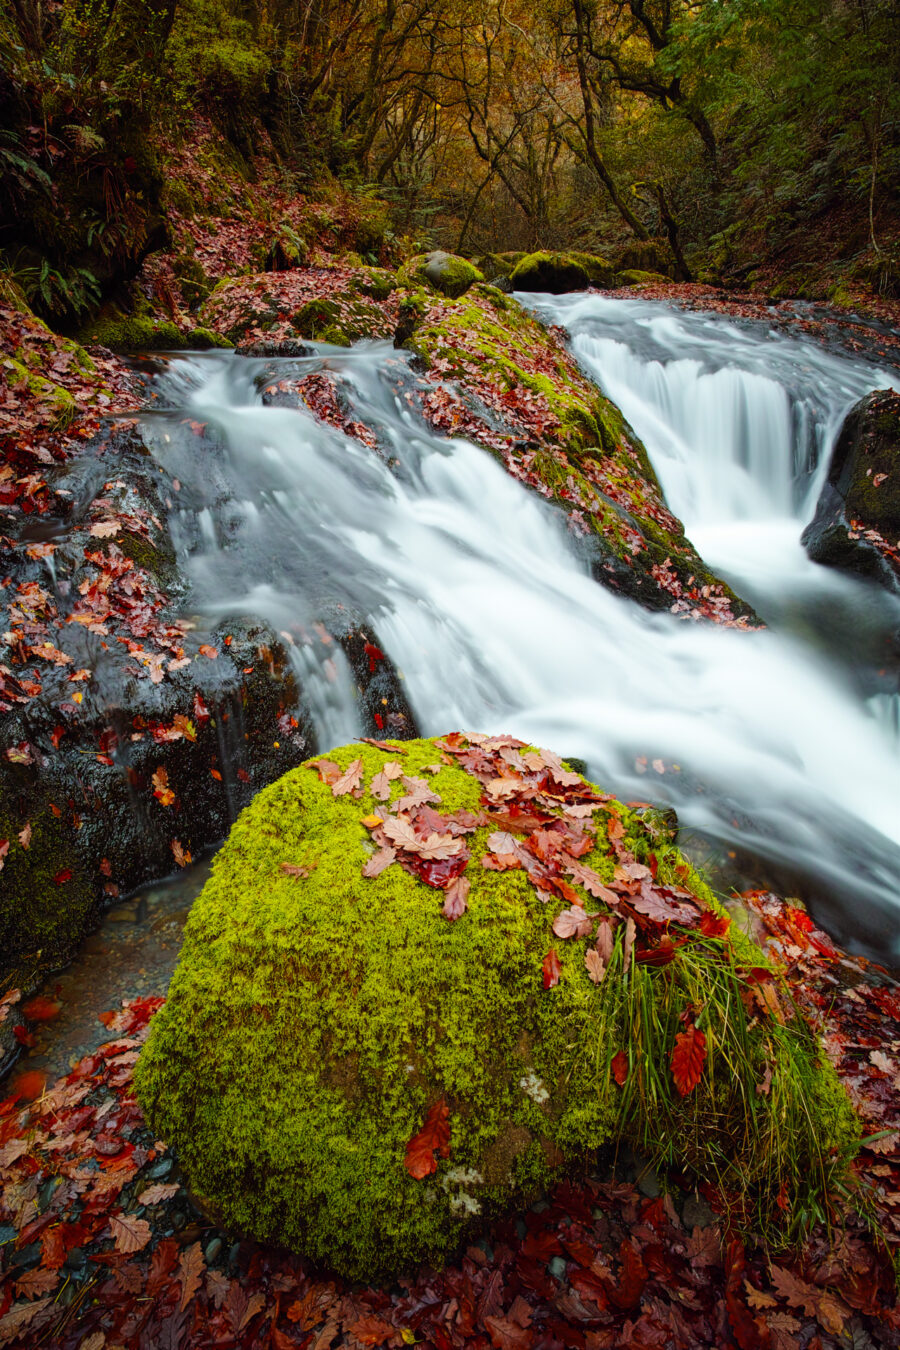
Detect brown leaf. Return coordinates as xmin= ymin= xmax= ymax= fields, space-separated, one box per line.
xmin=309 ymin=758 xmax=341 ymax=786
xmin=382 ymin=814 xmax=462 ymax=860
xmin=139 ymin=1182 xmax=180 ymax=1205
xmin=349 ymin=1315 xmax=396 ymax=1346
xmin=371 ymin=761 xmax=404 ymax=799
xmin=485 ymin=1316 xmax=533 ymax=1350
xmin=13 ymin=1267 xmax=58 ymax=1300
xmin=442 ymin=875 xmax=470 ymax=920
xmin=171 ymin=839 xmax=191 ymax=868
xmin=396 ymin=775 xmax=440 ymax=813
xmin=108 ymin=1213 xmax=152 ymax=1253
xmin=563 ymin=858 xmax=620 ymax=906
xmin=585 ymin=948 xmax=606 ymax=983
xmin=280 ymin=862 xmax=310 ymax=878
xmin=332 ymin=758 xmax=363 ymax=796
xmin=362 ymin=846 xmax=396 ymax=878
xmin=178 ymin=1240 xmax=205 ymax=1310
xmin=552 ymin=905 xmax=593 ymax=940
xmin=17 ymin=822 xmax=31 ymax=850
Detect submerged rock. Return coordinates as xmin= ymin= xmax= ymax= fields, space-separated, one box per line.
xmin=802 ymin=388 xmax=900 ymax=592
xmin=136 ymin=734 xmax=856 ymax=1282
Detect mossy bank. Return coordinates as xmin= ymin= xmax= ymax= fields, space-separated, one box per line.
xmin=136 ymin=735 xmax=857 ymax=1282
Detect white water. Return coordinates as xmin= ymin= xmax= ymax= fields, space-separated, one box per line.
xmin=144 ymin=297 xmax=900 ymax=957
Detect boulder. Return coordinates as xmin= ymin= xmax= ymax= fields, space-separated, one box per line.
xmin=136 ymin=734 xmax=856 ymax=1282
xmin=611 ymin=240 xmax=676 ymax=280
xmin=802 ymin=389 xmax=900 ymax=593
xmin=509 ymin=252 xmax=590 ymax=293
xmin=397 ymin=251 xmax=485 ymax=299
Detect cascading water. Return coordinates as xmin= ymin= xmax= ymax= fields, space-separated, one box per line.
xmin=142 ymin=297 xmax=900 ymax=958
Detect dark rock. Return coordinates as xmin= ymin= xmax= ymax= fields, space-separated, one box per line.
xmin=509 ymin=252 xmax=591 ymax=294
xmin=802 ymin=389 xmax=900 ymax=593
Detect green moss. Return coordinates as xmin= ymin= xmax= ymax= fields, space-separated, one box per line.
xmin=136 ymin=736 xmax=857 ymax=1282
xmin=78 ymin=312 xmax=187 ymax=354
xmin=349 ymin=267 xmax=397 ymax=301
xmin=397 ymin=252 xmax=485 ymax=299
xmin=0 ymin=785 xmax=95 ymax=985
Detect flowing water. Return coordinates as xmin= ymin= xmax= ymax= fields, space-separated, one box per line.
xmin=140 ymin=296 xmax=900 ymax=959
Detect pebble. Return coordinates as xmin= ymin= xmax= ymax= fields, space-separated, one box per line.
xmin=205 ymin=1237 xmax=223 ymax=1264
xmin=636 ymin=1163 xmax=661 ymax=1198
xmin=148 ymin=1157 xmax=174 ymax=1179
xmin=682 ymin=1193 xmax=716 ymax=1229
xmin=548 ymin=1255 xmax=567 ymax=1281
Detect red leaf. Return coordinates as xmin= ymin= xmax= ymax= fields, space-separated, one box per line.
xmin=670 ymin=1024 xmax=706 ymax=1096
xmin=542 ymin=949 xmax=562 ymax=989
xmin=405 ymin=1099 xmax=451 ymax=1179
xmin=53 ymin=868 xmax=72 ymax=884
xmin=350 ymin=1316 xmax=396 ymax=1346
xmin=611 ymin=1051 xmax=629 ymax=1086
xmin=364 ymin=641 xmax=384 ymax=673
xmin=442 ymin=875 xmax=470 ymax=920
xmin=700 ymin=910 xmax=731 ymax=939
xmin=21 ymin=996 xmax=61 ymax=1022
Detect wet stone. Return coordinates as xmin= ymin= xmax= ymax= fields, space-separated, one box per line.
xmin=205 ymin=1237 xmax=223 ymax=1263
xmin=682 ymin=1193 xmax=717 ymax=1229
xmin=548 ymin=1255 xmax=567 ymax=1281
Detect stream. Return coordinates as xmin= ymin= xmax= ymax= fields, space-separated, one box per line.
xmin=18 ymin=292 xmax=900 ymax=1082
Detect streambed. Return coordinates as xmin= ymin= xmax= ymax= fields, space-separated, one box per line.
xmin=7 ymin=291 xmax=900 ymax=1086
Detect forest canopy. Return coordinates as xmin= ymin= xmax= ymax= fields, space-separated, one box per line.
xmin=1 ymin=0 xmax=898 ymax=316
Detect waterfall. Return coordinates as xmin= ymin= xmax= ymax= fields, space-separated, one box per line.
xmin=142 ymin=302 xmax=900 ymax=958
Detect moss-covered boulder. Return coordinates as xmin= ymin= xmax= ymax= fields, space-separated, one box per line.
xmin=614 ymin=269 xmax=670 ymax=288
xmin=509 ymin=252 xmax=590 ymax=293
xmin=136 ymin=734 xmax=856 ymax=1282
xmin=802 ymin=388 xmax=900 ymax=592
xmin=397 ymin=251 xmax=485 ymax=299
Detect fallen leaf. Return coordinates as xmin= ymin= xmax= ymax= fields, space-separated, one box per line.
xmin=382 ymin=815 xmax=462 ymax=860
xmin=363 ymin=846 xmax=396 ymax=878
xmin=442 ymin=875 xmax=470 ymax=920
xmin=332 ymin=758 xmax=363 ymax=796
xmin=405 ymin=1099 xmax=451 ymax=1179
xmin=671 ymin=1024 xmax=706 ymax=1097
xmin=552 ymin=905 xmax=593 ymax=939
xmin=179 ymin=1240 xmax=205 ymax=1310
xmin=585 ymin=948 xmax=606 ymax=983
xmin=542 ymin=949 xmax=562 ymax=990
xmin=611 ymin=1050 xmax=629 ymax=1085
xmin=108 ymin=1213 xmax=152 ymax=1253
xmin=140 ymin=1182 xmax=181 ymax=1205
xmin=280 ymin=862 xmax=310 ymax=878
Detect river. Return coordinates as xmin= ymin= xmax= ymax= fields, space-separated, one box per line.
xmin=141 ymin=294 xmax=900 ymax=959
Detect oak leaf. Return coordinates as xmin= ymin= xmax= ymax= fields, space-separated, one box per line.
xmin=108 ymin=1213 xmax=152 ymax=1253
xmin=179 ymin=1240 xmax=205 ymax=1310
xmin=442 ymin=876 xmax=470 ymax=920
xmin=382 ymin=815 xmax=462 ymax=860
xmin=332 ymin=758 xmax=363 ymax=796
xmin=584 ymin=948 xmax=606 ymax=983
xmin=362 ymin=846 xmax=396 ymax=878
xmin=552 ymin=905 xmax=593 ymax=940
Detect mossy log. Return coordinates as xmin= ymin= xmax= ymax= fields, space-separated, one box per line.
xmin=136 ymin=735 xmax=857 ymax=1282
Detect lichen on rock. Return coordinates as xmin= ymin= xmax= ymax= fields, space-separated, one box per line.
xmin=136 ymin=734 xmax=857 ymax=1282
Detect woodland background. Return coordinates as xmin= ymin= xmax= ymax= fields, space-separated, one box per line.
xmin=1 ymin=0 xmax=899 ymax=323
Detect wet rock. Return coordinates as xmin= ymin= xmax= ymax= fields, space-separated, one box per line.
xmin=682 ymin=1193 xmax=717 ymax=1229
xmin=509 ymin=252 xmax=591 ymax=294
xmin=802 ymin=389 xmax=900 ymax=594
xmin=397 ymin=252 xmax=485 ymax=299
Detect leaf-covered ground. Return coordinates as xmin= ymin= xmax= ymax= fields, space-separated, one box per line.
xmin=0 ymin=879 xmax=898 ymax=1349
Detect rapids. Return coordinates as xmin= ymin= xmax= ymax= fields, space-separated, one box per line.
xmin=142 ymin=295 xmax=900 ymax=958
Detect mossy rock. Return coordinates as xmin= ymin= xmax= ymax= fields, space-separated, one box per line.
xmin=2 ymin=357 xmax=75 ymax=426
xmin=79 ymin=311 xmax=187 ymax=354
xmin=566 ymin=252 xmax=616 ymax=288
xmin=397 ymin=252 xmax=485 ymax=299
xmin=185 ymin=327 xmax=234 ymax=350
xmin=348 ymin=266 xmax=397 ymax=301
xmin=0 ymin=774 xmax=95 ymax=984
xmin=136 ymin=735 xmax=856 ymax=1282
xmin=802 ymin=389 xmax=900 ymax=590
xmin=292 ymin=293 xmax=390 ymax=345
xmin=612 ymin=240 xmax=675 ymax=280
xmin=509 ymin=252 xmax=591 ymax=294
xmin=614 ymin=269 xmax=670 ymax=288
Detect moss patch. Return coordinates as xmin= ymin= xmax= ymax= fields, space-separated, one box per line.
xmin=78 ymin=311 xmax=187 ymax=354
xmin=136 ymin=735 xmax=856 ymax=1282
xmin=509 ymin=252 xmax=591 ymax=294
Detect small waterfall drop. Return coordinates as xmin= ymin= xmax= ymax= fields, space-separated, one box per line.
xmin=144 ymin=302 xmax=900 ymax=958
